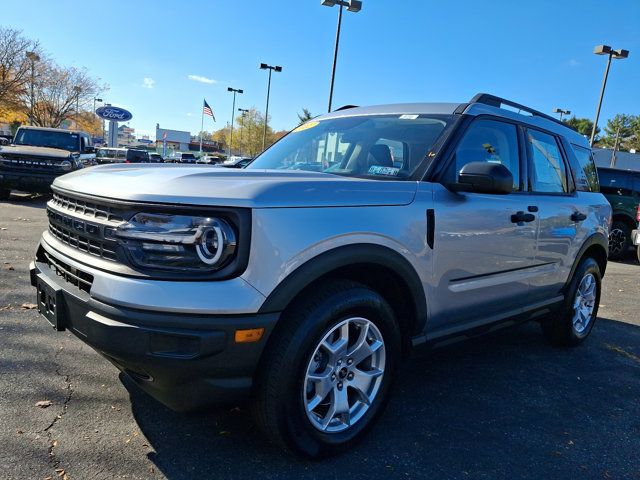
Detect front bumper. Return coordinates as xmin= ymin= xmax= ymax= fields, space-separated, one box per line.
xmin=0 ymin=169 xmax=64 ymax=193
xmin=632 ymin=229 xmax=640 ymax=246
xmin=30 ymin=254 xmax=279 ymax=412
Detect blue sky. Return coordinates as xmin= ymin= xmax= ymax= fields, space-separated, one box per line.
xmin=4 ymin=0 xmax=639 ymax=140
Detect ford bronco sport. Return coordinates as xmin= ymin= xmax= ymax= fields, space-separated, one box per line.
xmin=0 ymin=126 xmax=95 ymax=199
xmin=30 ymin=94 xmax=611 ymax=457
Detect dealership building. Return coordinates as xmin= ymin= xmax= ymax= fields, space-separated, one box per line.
xmin=156 ymin=125 xmax=191 ymax=151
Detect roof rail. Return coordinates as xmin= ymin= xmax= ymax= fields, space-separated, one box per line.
xmin=334 ymin=104 xmax=359 ymax=111
xmin=469 ymin=93 xmax=565 ymax=127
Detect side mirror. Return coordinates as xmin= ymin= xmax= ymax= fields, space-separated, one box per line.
xmin=457 ymin=161 xmax=513 ymax=194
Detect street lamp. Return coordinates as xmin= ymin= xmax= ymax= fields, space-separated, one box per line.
xmin=73 ymin=85 xmax=82 ymax=129
xmin=227 ymin=87 xmax=243 ymax=156
xmin=553 ymin=108 xmax=571 ymax=121
xmin=589 ymin=44 xmax=629 ymax=146
xmin=25 ymin=51 xmax=40 ymax=126
xmin=238 ymin=108 xmax=249 ymax=153
xmin=259 ymin=63 xmax=282 ymax=150
xmin=94 ymin=98 xmax=104 ymax=143
xmin=321 ymin=0 xmax=362 ymax=113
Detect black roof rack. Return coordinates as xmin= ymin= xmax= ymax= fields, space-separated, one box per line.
xmin=334 ymin=104 xmax=359 ymax=111
xmin=469 ymin=93 xmax=565 ymax=127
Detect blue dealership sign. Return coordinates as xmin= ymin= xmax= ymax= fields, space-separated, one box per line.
xmin=95 ymin=106 xmax=133 ymax=122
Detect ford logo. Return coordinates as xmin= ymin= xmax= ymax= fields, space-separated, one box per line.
xmin=95 ymin=106 xmax=133 ymax=122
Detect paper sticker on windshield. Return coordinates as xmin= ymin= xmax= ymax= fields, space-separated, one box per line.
xmin=399 ymin=114 xmax=419 ymax=120
xmin=292 ymin=121 xmax=320 ymax=133
xmin=368 ymin=165 xmax=400 ymax=176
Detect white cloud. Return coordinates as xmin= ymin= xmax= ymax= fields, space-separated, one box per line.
xmin=568 ymin=59 xmax=580 ymax=67
xmin=186 ymin=113 xmax=192 ymax=117
xmin=142 ymin=77 xmax=155 ymax=89
xmin=188 ymin=74 xmax=217 ymax=85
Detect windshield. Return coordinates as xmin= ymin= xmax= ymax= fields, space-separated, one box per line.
xmin=14 ymin=128 xmax=80 ymax=152
xmin=247 ymin=114 xmax=452 ymax=179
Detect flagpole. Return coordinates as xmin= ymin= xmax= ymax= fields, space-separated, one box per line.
xmin=199 ymin=101 xmax=204 ymax=154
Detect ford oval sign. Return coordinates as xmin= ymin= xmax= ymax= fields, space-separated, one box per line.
xmin=95 ymin=106 xmax=133 ymax=122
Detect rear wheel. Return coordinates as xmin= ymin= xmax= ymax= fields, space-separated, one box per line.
xmin=608 ymin=221 xmax=631 ymax=260
xmin=252 ymin=280 xmax=401 ymax=458
xmin=0 ymin=187 xmax=10 ymax=200
xmin=541 ymin=257 xmax=601 ymax=347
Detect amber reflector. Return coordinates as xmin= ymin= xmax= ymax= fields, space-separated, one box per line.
xmin=234 ymin=328 xmax=264 ymax=343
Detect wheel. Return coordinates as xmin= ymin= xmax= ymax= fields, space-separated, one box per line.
xmin=252 ymin=280 xmax=401 ymax=458
xmin=608 ymin=221 xmax=631 ymax=260
xmin=637 ymin=246 xmax=640 ymax=264
xmin=0 ymin=187 xmax=10 ymax=200
xmin=541 ymin=257 xmax=601 ymax=347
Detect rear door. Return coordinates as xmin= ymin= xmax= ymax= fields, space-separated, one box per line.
xmin=524 ymin=128 xmax=583 ymax=301
xmin=429 ymin=117 xmax=538 ymax=334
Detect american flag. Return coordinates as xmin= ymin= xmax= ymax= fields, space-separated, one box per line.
xmin=203 ymin=99 xmax=215 ymax=121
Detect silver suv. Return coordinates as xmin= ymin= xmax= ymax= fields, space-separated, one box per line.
xmin=30 ymin=94 xmax=611 ymax=457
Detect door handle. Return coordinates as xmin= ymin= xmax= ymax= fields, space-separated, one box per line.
xmin=511 ymin=211 xmax=536 ymax=223
xmin=571 ymin=211 xmax=587 ymax=222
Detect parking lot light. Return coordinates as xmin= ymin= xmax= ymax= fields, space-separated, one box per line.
xmin=25 ymin=51 xmax=40 ymax=126
xmin=322 ymin=0 xmax=362 ymax=112
xmin=227 ymin=87 xmax=243 ymax=156
xmin=553 ymin=108 xmax=571 ymax=121
xmin=590 ymin=44 xmax=629 ymax=146
xmin=259 ymin=63 xmax=282 ymax=150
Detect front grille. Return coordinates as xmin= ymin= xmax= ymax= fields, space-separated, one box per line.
xmin=0 ymin=153 xmax=66 ymax=172
xmin=51 ymin=192 xmax=125 ymax=223
xmin=48 ymin=220 xmax=118 ymax=261
xmin=40 ymin=248 xmax=94 ymax=293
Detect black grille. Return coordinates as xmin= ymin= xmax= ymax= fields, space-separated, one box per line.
xmin=48 ymin=220 xmax=118 ymax=261
xmin=40 ymin=249 xmax=94 ymax=293
xmin=51 ymin=192 xmax=125 ymax=223
xmin=0 ymin=153 xmax=65 ymax=172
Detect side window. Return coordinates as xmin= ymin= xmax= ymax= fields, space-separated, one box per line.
xmin=526 ymin=129 xmax=568 ymax=193
xmin=599 ymin=170 xmax=632 ymax=196
xmin=571 ymin=144 xmax=599 ymax=192
xmin=449 ymin=119 xmax=520 ymax=190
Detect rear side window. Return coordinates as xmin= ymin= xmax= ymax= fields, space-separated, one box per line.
xmin=598 ymin=170 xmax=633 ymax=196
xmin=526 ymin=129 xmax=568 ymax=193
xmin=571 ymin=145 xmax=599 ymax=192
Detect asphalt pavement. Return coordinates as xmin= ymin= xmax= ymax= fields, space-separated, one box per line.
xmin=1 ymin=193 xmax=639 ymax=480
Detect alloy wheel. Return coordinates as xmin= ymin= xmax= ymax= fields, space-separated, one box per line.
xmin=572 ymin=273 xmax=597 ymax=334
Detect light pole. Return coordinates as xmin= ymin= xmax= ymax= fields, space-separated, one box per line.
xmin=238 ymin=108 xmax=249 ymax=154
xmin=553 ymin=108 xmax=570 ymax=121
xmin=93 ymin=97 xmax=103 ymax=142
xmin=590 ymin=45 xmax=629 ymax=146
xmin=73 ymin=85 xmax=82 ymax=129
xmin=227 ymin=87 xmax=243 ymax=157
xmin=25 ymin=51 xmax=40 ymax=126
xmin=259 ymin=63 xmax=282 ymax=150
xmin=321 ymin=0 xmax=362 ymax=113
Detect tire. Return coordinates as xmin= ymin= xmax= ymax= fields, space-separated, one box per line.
xmin=608 ymin=221 xmax=631 ymax=260
xmin=252 ymin=280 xmax=401 ymax=458
xmin=541 ymin=257 xmax=601 ymax=347
xmin=0 ymin=187 xmax=10 ymax=201
xmin=636 ymin=246 xmax=640 ymax=264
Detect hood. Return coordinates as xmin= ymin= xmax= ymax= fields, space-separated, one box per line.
xmin=53 ymin=164 xmax=418 ymax=208
xmin=0 ymin=144 xmax=72 ymax=158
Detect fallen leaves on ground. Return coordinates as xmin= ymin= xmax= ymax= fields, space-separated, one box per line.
xmin=21 ymin=303 xmax=37 ymax=309
xmin=35 ymin=400 xmax=52 ymax=408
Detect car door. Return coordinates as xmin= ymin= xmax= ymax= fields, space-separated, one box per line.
xmin=523 ymin=127 xmax=582 ymax=301
xmin=428 ymin=117 xmax=538 ymax=335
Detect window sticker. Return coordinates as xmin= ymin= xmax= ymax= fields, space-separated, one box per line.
xmin=368 ymin=165 xmax=400 ymax=176
xmin=292 ymin=121 xmax=320 ymax=133
xmin=399 ymin=114 xmax=419 ymax=120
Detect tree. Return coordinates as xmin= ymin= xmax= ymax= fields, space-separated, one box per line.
xmin=563 ymin=116 xmax=598 ymax=139
xmin=213 ymin=108 xmax=276 ymax=157
xmin=599 ymin=114 xmax=637 ymax=150
xmin=297 ymin=108 xmax=313 ymax=125
xmin=28 ymin=60 xmax=106 ymax=128
xmin=0 ymin=27 xmax=41 ymax=110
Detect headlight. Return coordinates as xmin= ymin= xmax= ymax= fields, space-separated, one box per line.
xmin=115 ymin=213 xmax=237 ymax=271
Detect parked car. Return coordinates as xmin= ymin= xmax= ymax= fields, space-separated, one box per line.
xmin=220 ymin=156 xmax=252 ymax=168
xmin=125 ymin=149 xmax=150 ymax=163
xmin=149 ymin=153 xmax=163 ymax=163
xmin=633 ymin=227 xmax=640 ymax=263
xmin=597 ymin=167 xmax=640 ymax=259
xmin=0 ymin=126 xmax=95 ymax=199
xmin=96 ymin=147 xmax=127 ymax=164
xmin=196 ymin=155 xmax=224 ymax=165
xmin=170 ymin=152 xmax=197 ymax=164
xmin=31 ymin=93 xmax=610 ymax=457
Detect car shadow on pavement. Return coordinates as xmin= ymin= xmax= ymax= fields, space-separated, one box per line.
xmin=4 ymin=192 xmax=51 ymax=209
xmin=125 ymin=318 xmax=640 ymax=479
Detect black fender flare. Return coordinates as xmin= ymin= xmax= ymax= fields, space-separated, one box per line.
xmin=258 ymin=243 xmax=427 ymax=335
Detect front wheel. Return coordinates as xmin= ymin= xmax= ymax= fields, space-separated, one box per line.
xmin=252 ymin=280 xmax=401 ymax=458
xmin=541 ymin=257 xmax=601 ymax=347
